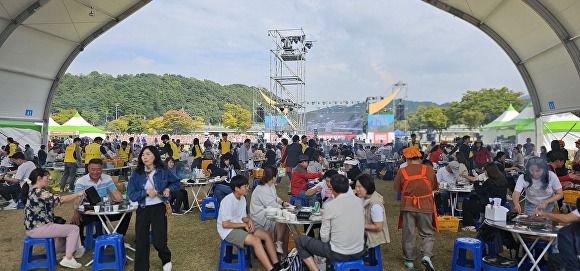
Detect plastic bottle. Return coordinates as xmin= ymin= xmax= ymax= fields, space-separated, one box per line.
xmin=103 ymin=197 xmax=110 ymax=212
xmin=504 ymin=202 xmax=511 ymax=212
xmin=560 ymin=202 xmax=569 ymax=214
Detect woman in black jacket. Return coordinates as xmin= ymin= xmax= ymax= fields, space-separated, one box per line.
xmin=557 ymin=197 xmax=580 ymax=270
xmin=461 ymin=162 xmax=507 ymax=231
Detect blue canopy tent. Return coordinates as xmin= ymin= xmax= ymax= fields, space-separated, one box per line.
xmin=394 ymin=129 xmax=406 ymax=137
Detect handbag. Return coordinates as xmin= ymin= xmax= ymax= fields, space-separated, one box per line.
xmin=146 ymin=172 xmax=172 ymax=215
xmin=53 ymin=216 xmax=66 ymax=224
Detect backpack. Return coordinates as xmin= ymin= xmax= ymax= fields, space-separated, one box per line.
xmin=283 ymin=249 xmax=304 ymax=271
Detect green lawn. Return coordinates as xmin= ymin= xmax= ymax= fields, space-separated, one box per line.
xmin=1 ymin=174 xmax=474 ymax=270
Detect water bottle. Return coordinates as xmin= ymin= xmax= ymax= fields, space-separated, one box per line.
xmin=103 ymin=197 xmax=110 ymax=212
xmin=560 ymin=202 xmax=569 ymax=214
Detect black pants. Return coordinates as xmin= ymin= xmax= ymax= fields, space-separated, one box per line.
xmin=170 ymin=189 xmax=189 ymax=211
xmin=0 ymin=184 xmax=20 ymax=202
xmin=462 ymin=200 xmax=486 ymax=226
xmin=79 ymin=213 xmax=132 ymax=244
xmin=135 ymin=203 xmax=171 ymax=270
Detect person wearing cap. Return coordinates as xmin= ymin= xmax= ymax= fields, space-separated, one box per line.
xmin=60 ymin=138 xmax=82 ymax=193
xmin=393 ymin=146 xmax=438 ymax=271
xmin=291 ymin=155 xmax=323 ymax=206
xmin=434 ymin=161 xmax=460 ymax=215
xmin=82 ymin=136 xmax=111 ymax=173
xmin=344 ymin=157 xmax=362 ymax=188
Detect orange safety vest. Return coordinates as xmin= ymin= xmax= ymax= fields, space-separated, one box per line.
xmin=398 ymin=165 xmax=439 ymax=231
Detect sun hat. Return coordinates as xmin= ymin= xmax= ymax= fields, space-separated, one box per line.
xmin=402 ymin=147 xmax=421 ymax=159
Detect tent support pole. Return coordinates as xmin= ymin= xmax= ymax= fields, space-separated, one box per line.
xmin=535 ymin=117 xmax=544 ymax=151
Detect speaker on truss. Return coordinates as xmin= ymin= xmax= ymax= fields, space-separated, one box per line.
xmin=255 ymin=106 xmax=264 ymax=122
xmin=396 ymin=104 xmax=405 ymax=121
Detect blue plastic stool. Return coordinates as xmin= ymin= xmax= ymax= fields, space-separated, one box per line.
xmin=329 ymin=258 xmax=365 ymax=271
xmin=21 ymin=237 xmax=56 ymax=271
xmin=451 ymin=238 xmax=483 ymax=271
xmin=363 ymin=245 xmax=382 ymax=271
xmin=92 ymin=233 xmax=126 ymax=271
xmin=289 ymin=196 xmax=306 ymax=206
xmin=84 ymin=221 xmax=103 ymax=250
xmin=218 ymin=240 xmax=253 ymax=271
xmin=201 ymin=197 xmax=219 ymax=221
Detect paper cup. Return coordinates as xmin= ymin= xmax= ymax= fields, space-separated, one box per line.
xmin=94 ymin=206 xmax=101 ymax=212
xmin=282 ymin=209 xmax=289 ymax=216
xmin=276 ymin=209 xmax=283 ymax=217
xmin=284 ymin=212 xmax=291 ymax=221
xmin=112 ymin=205 xmax=119 ymax=212
xmin=289 ymin=214 xmax=297 ymax=221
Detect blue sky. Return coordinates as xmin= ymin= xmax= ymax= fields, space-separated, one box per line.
xmin=68 ymin=0 xmax=526 ymax=105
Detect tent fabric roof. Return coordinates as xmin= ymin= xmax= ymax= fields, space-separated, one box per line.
xmin=62 ymin=112 xmax=92 ymax=127
xmin=49 ymin=117 xmax=59 ymax=127
xmin=423 ymin=0 xmax=580 ymax=116
xmin=519 ymin=112 xmax=580 ymax=132
xmin=481 ymin=104 xmax=519 ymax=129
xmin=0 ymin=120 xmax=42 ymax=132
xmin=501 ymin=102 xmax=535 ymax=130
xmin=0 ymin=0 xmax=150 ymax=124
xmin=50 ymin=112 xmax=105 ymax=134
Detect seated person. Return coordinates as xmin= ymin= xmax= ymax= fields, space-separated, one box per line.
xmin=295 ymin=175 xmax=366 ymax=270
xmin=548 ymin=150 xmax=580 ymax=189
xmin=71 ymin=159 xmax=132 ymax=244
xmin=304 ymin=170 xmax=354 ymax=208
xmin=556 ymin=197 xmax=580 ymax=270
xmin=355 ymin=174 xmax=390 ymax=249
xmin=344 ymin=158 xmax=362 ymax=187
xmin=434 ymin=161 xmax=459 ymax=215
xmin=461 ymin=163 xmax=507 ymax=231
xmin=214 ymin=153 xmax=239 ymax=205
xmin=250 ymin=166 xmax=291 ymax=254
xmin=164 ymin=157 xmax=189 ymax=214
xmin=291 ymin=155 xmax=323 ymax=207
xmin=217 ymin=175 xmax=284 ymax=271
xmin=0 ymin=152 xmax=36 ymax=209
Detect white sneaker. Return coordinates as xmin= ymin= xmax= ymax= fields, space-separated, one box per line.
xmin=462 ymin=226 xmax=476 ymax=232
xmin=73 ymin=246 xmax=85 ymax=258
xmin=163 ymin=262 xmax=172 ymax=271
xmin=275 ymin=241 xmax=284 ymax=254
xmin=59 ymin=257 xmax=82 ymax=269
xmin=3 ymin=201 xmax=17 ymax=210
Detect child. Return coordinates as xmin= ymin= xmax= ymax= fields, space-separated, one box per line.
xmin=216 ymin=175 xmax=285 ymax=271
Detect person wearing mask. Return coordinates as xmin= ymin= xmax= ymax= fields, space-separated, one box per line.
xmin=0 ymin=152 xmax=36 ymax=209
xmin=25 ymin=168 xmax=86 ymax=269
xmin=250 ymin=166 xmax=291 ymax=255
xmin=164 ymin=157 xmax=189 ymax=215
xmin=191 ymin=138 xmax=203 ymax=170
xmin=461 ymin=163 xmax=507 ymax=231
xmin=127 ymin=146 xmax=180 ymax=271
xmin=513 ymin=157 xmax=563 ymax=214
xmin=290 ymin=155 xmax=322 ymax=207
xmin=60 ymin=137 xmax=82 ymax=193
xmin=355 ymin=174 xmax=390 ymax=249
xmin=394 ymin=147 xmax=438 ymax=271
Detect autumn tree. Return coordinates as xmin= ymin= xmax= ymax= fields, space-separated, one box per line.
xmin=222 ymin=103 xmax=251 ymax=131
xmin=106 ymin=119 xmax=128 ymax=133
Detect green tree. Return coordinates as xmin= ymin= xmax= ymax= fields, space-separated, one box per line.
xmin=106 ymin=119 xmax=128 ymax=133
xmin=145 ymin=117 xmax=165 ymax=134
xmin=119 ymin=114 xmax=146 ymax=134
xmin=222 ymin=103 xmax=251 ymax=131
xmin=407 ymin=105 xmax=449 ymax=137
xmin=81 ymin=110 xmax=99 ymax=125
xmin=447 ymin=87 xmax=525 ymax=125
xmin=51 ymin=109 xmax=77 ymax=124
xmin=460 ymin=110 xmax=486 ymax=130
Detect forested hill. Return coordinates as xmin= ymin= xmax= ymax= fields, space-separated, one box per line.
xmin=53 ymin=72 xmax=265 ymax=125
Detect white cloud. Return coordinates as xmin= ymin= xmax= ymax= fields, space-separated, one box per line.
xmin=67 ymin=0 xmax=526 ymax=104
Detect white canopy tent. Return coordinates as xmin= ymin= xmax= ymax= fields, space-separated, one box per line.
xmin=480 ymin=104 xmax=519 ymax=142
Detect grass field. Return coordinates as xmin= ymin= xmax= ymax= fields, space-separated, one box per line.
xmin=0 ymin=174 xmax=473 ymax=271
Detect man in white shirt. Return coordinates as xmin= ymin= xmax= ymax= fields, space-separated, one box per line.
xmin=217 ymin=175 xmax=284 ymax=271
xmin=294 ymin=174 xmax=366 ymax=270
xmin=435 ymin=161 xmax=460 ymax=215
xmin=0 ymin=152 xmax=36 ymax=209
xmin=304 ymin=170 xmax=355 ymax=208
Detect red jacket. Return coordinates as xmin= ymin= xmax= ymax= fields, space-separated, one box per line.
xmin=290 ymin=166 xmax=322 ymax=196
xmin=473 ymin=147 xmax=491 ymax=165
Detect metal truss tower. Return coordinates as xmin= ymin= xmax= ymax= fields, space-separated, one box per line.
xmin=268 ymin=28 xmax=312 ymax=134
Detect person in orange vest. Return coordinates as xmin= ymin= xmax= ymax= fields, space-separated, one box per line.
xmin=393 ymin=147 xmax=438 ymax=271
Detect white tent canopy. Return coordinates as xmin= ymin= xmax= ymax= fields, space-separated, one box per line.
xmin=48 ymin=117 xmax=60 ymax=127
xmin=517 ymin=113 xmax=580 ymax=149
xmin=62 ymin=113 xmax=93 ymax=127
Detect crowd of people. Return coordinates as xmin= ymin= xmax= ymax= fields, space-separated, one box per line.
xmin=3 ymin=131 xmax=580 ymax=270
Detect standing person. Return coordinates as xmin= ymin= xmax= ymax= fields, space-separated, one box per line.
xmin=218 ymin=132 xmax=232 ymax=167
xmin=217 ymin=175 xmax=284 ymax=271
xmin=160 ymin=134 xmax=182 ymax=177
xmin=539 ymin=146 xmax=548 ymax=161
xmin=280 ymin=135 xmax=302 ymax=193
xmin=0 ymin=152 xmax=36 ymax=209
xmin=5 ymin=137 xmax=18 ymax=157
xmin=300 ymin=135 xmax=308 ymax=153
xmin=203 ymin=136 xmax=212 ymax=149
xmin=512 ymin=157 xmax=563 ymax=214
xmin=291 ymin=155 xmax=323 ymax=206
xmin=83 ymin=137 xmax=111 ymax=173
xmin=409 ymin=133 xmax=420 ymax=148
xmin=25 ymin=168 xmax=86 ymax=269
xmin=37 ymin=145 xmax=47 ymax=168
xmin=60 ymin=138 xmax=82 ymax=193
xmin=127 ymin=146 xmax=180 ymax=271
xmin=191 ymin=138 xmax=203 ymax=169
xmin=393 ymin=147 xmax=438 ymax=271
xmin=24 ymin=144 xmax=35 ymax=161
xmin=250 ymin=166 xmax=291 ymax=254
xmin=450 ymin=135 xmax=473 ymax=173
xmin=472 ymin=140 xmax=492 ymax=171
xmin=263 ymin=143 xmax=276 ymax=168
xmin=355 ymin=174 xmax=390 ymax=249
xmin=523 ymin=137 xmax=536 ymax=159
xmin=237 ymin=139 xmax=251 ymax=170
xmin=294 ymin=175 xmax=366 ymax=270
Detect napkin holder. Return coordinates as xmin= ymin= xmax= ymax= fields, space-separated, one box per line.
xmin=485 ymin=204 xmax=508 ymax=221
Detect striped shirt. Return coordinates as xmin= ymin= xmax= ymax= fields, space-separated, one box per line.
xmin=74 ymin=173 xmax=117 ymax=201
